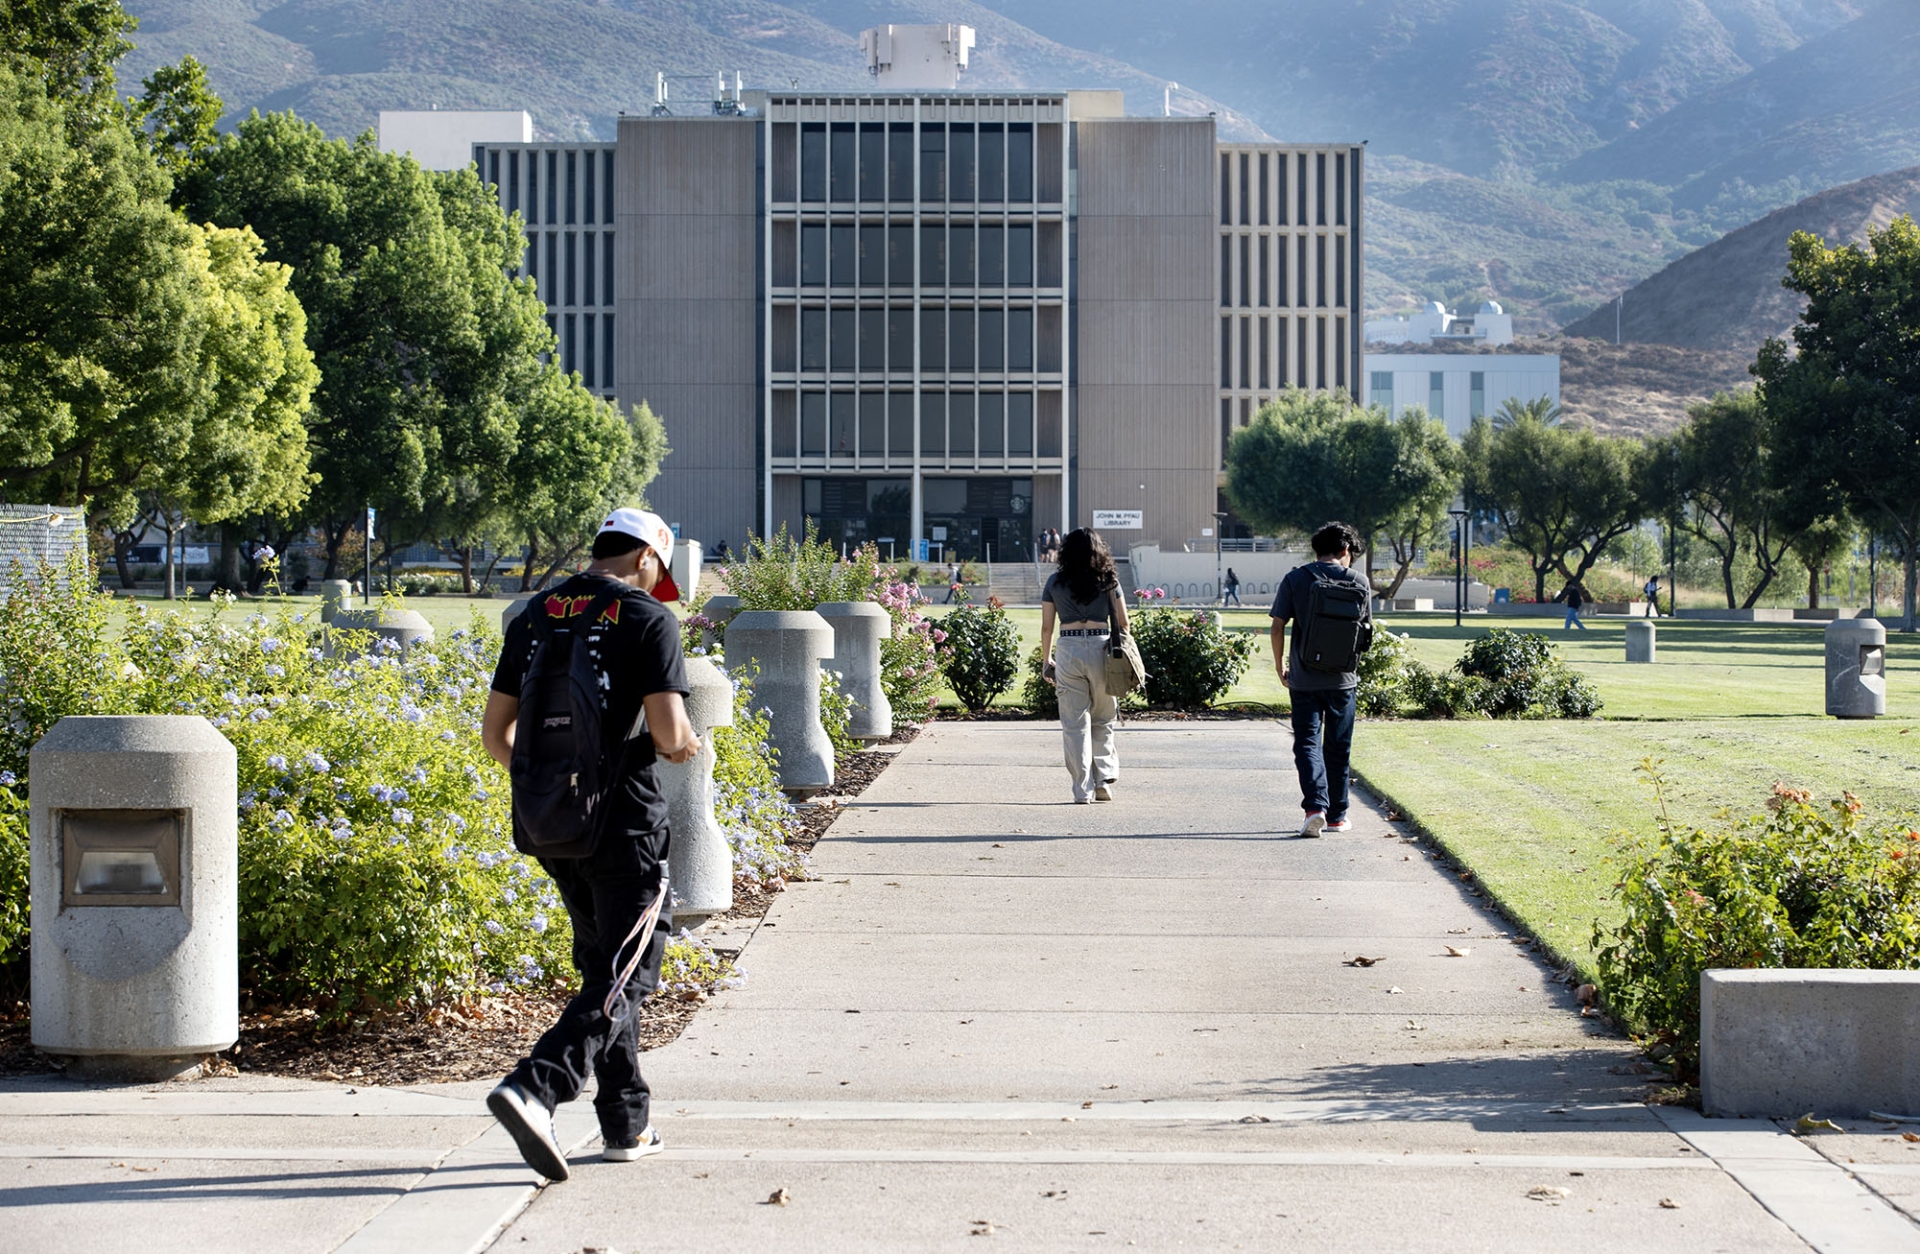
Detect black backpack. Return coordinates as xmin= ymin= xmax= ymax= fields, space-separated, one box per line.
xmin=1296 ymin=573 xmax=1372 ymax=674
xmin=509 ymin=588 xmax=629 ymax=859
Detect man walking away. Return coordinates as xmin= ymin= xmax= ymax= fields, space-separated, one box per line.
xmin=1270 ymin=523 xmax=1372 ymax=837
xmin=1643 ymin=574 xmax=1660 ymax=617
xmin=481 ymin=508 xmax=701 ymax=1182
xmin=1223 ymin=566 xmax=1242 ymax=608
xmin=944 ymin=561 xmax=962 ymax=603
xmin=1561 ymin=582 xmax=1588 ymax=631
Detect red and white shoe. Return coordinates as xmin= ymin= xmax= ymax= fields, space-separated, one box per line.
xmin=1325 ymin=817 xmax=1354 ymax=833
xmin=1299 ymin=811 xmax=1327 ymax=838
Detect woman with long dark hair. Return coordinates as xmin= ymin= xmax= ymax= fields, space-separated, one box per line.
xmin=1038 ymin=528 xmax=1130 ymax=803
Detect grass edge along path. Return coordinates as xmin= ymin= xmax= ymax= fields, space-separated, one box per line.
xmin=1350 ymin=717 xmax=1920 ymax=993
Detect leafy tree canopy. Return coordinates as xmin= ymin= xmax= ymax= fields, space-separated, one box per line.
xmin=0 ymin=0 xmax=135 ymax=105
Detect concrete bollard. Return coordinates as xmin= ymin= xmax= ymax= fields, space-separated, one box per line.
xmin=1701 ymin=969 xmax=1920 ymax=1118
xmin=501 ymin=596 xmax=534 ymax=636
xmin=698 ymin=594 xmax=741 ymax=653
xmin=31 ymin=716 xmax=238 ymax=1080
xmin=1825 ymin=618 xmax=1886 ymax=718
xmin=672 ymin=540 xmax=703 ymax=607
xmin=818 ymin=601 xmax=894 ymax=742
xmin=318 ymin=579 xmax=353 ymax=623
xmin=329 ymin=607 xmax=435 ymax=658
xmin=659 ymin=657 xmax=735 ymax=929
xmin=725 ymin=609 xmax=835 ymax=795
xmin=1625 ymin=619 xmax=1656 ymax=663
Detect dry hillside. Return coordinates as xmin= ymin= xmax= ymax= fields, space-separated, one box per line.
xmin=1561 ymin=165 xmax=1920 ymax=353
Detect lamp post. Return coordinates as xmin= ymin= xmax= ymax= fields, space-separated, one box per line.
xmin=1447 ymin=502 xmax=1470 ymax=628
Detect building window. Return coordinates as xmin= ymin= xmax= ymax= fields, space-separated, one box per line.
xmin=564 ymin=232 xmax=576 ymax=306
xmin=1239 ymin=316 xmax=1250 ymax=389
xmin=889 ymin=123 xmax=913 ymax=202
xmin=860 ymin=390 xmax=885 ymax=457
xmin=1259 ymin=316 xmax=1270 ymax=389
xmin=801 ymin=224 xmax=826 ymax=286
xmin=773 ymin=306 xmax=796 ymax=372
xmin=920 ymin=125 xmax=946 ymax=201
xmin=1429 ymin=370 xmax=1445 ymax=416
xmin=507 ymin=151 xmax=519 ymax=216
xmin=979 ymin=224 xmax=1004 ymax=287
xmin=949 ymin=124 xmax=974 ymax=202
xmin=1219 ymin=154 xmax=1231 ymax=226
xmin=859 ymin=308 xmax=884 ymax=373
xmin=602 ymin=233 xmax=614 ymax=305
xmin=1220 ymin=317 xmax=1232 ymax=387
xmin=565 ymin=150 xmax=577 ymax=225
xmin=1335 ymin=151 xmax=1347 ymax=226
xmin=546 ymin=151 xmax=558 ymax=225
xmin=1259 ymin=152 xmax=1269 ymax=225
xmin=1297 ymin=152 xmax=1309 ymax=225
xmin=1258 ymin=235 xmax=1269 ymax=306
xmin=830 ymin=308 xmax=855 ymax=372
xmin=1316 ymin=235 xmax=1327 ymax=307
xmin=979 ymin=391 xmax=1004 ymax=456
xmin=488 ymin=149 xmax=499 ymax=193
xmin=773 ymin=391 xmax=797 ymax=457
xmin=527 ymin=153 xmax=539 ymax=226
xmin=831 ymin=391 xmax=854 ymax=457
xmin=801 ymin=308 xmax=826 ymax=371
xmin=888 ymin=225 xmax=913 ymax=287
xmin=1316 ymin=151 xmax=1327 ymax=225
xmin=1335 ymin=240 xmax=1346 ymax=307
xmin=1276 ymin=234 xmax=1288 ymax=307
xmin=801 ymin=392 xmax=826 ymax=455
xmin=1239 ymin=152 xmax=1250 ymax=225
xmin=775 ymin=223 xmax=798 ymax=288
xmin=1008 ymin=391 xmax=1034 ymax=455
xmin=526 ymin=222 xmax=540 ymax=284
xmin=1335 ymin=317 xmax=1346 ymax=388
xmin=1239 ymin=234 xmax=1250 ymax=308
xmin=583 ymin=233 xmax=595 ymax=305
xmin=951 ymin=307 xmax=975 ymax=371
xmin=1296 ymin=235 xmax=1308 ymax=307
xmin=830 ymin=224 xmax=855 ymax=286
xmin=888 ymin=308 xmax=913 ymax=373
xmin=922 ymin=391 xmax=946 ymax=458
xmin=859 ymin=224 xmax=885 ymax=286
xmin=545 ymin=233 xmax=557 ymax=305
xmin=1317 ymin=317 xmax=1327 ymax=386
xmin=1470 ymin=371 xmax=1485 ymax=419
xmin=602 ymin=313 xmax=614 ymax=388
xmin=1219 ymin=235 xmax=1231 ymax=307
xmin=920 ymin=225 xmax=946 ymax=287
xmin=1008 ymin=224 xmax=1033 ymax=286
xmin=889 ymin=391 xmax=913 ymax=460
xmin=1372 ymin=371 xmax=1393 ymax=413
xmin=563 ymin=313 xmax=575 ymax=375
xmin=857 ymin=123 xmax=883 ymax=201
xmin=950 ymin=391 xmax=975 ymax=456
xmin=830 ymin=123 xmax=856 ymax=202
xmin=1298 ymin=318 xmax=1309 ymax=387
xmin=1008 ymin=307 xmax=1033 ymax=371
xmin=951 ymin=223 xmax=976 ymax=286
xmin=1008 ymin=123 xmax=1033 ymax=203
xmin=921 ymin=308 xmax=946 ymax=372
xmin=801 ymin=123 xmax=825 ymax=202
xmin=979 ymin=308 xmax=1005 ymax=372
xmin=603 ymin=151 xmax=614 ymax=222
xmin=1220 ymin=398 xmax=1232 ymax=469
xmin=582 ymin=312 xmax=595 ymax=388
xmin=978 ymin=124 xmax=1005 ymax=203
xmin=1276 ymin=152 xmax=1289 ymax=227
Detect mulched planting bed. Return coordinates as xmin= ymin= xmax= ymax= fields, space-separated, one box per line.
xmin=0 ymin=725 xmax=923 ymax=1084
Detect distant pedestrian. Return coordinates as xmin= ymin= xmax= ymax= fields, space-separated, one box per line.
xmin=1561 ymin=582 xmax=1588 ymax=631
xmin=1222 ymin=566 xmax=1242 ymax=608
xmin=944 ymin=561 xmax=962 ymax=603
xmin=1271 ymin=523 xmax=1373 ymax=837
xmin=1643 ymin=575 xmax=1660 ymax=617
xmin=1039 ymin=529 xmax=1129 ymax=805
xmin=481 ymin=508 xmax=699 ymax=1182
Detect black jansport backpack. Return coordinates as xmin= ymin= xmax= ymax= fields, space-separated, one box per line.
xmin=510 ymin=588 xmax=627 ymax=859
xmin=1297 ymin=573 xmax=1372 ymax=674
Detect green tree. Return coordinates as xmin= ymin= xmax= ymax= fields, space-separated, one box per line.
xmin=1225 ymin=389 xmax=1459 ymax=594
xmin=1491 ymin=395 xmax=1561 ymax=431
xmin=1464 ymin=413 xmax=1646 ymax=603
xmin=181 ymin=113 xmax=553 ymax=579
xmin=0 ymin=0 xmax=134 ymax=106
xmin=130 ymin=54 xmax=222 ymax=183
xmin=510 ymin=392 xmax=667 ymax=591
xmin=1756 ymin=217 xmax=1920 ymax=631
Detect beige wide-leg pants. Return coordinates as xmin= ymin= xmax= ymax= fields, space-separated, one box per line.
xmin=1054 ymin=634 xmax=1119 ymax=802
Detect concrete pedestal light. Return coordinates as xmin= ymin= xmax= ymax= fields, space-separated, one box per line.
xmin=501 ymin=596 xmax=534 ymax=636
xmin=30 ymin=716 xmax=237 ymax=1081
xmin=699 ymin=595 xmax=741 ymax=654
xmin=328 ymin=607 xmax=435 ymax=658
xmin=725 ymin=610 xmax=835 ymax=795
xmin=659 ymin=657 xmax=735 ymax=929
xmin=1825 ymin=618 xmax=1886 ymax=718
xmin=318 ymin=579 xmax=353 ymax=623
xmin=817 ymin=601 xmax=893 ymax=742
xmin=1624 ymin=620 xmax=1656 ymax=663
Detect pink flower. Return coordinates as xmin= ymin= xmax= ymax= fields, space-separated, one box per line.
xmin=932 ymin=629 xmax=947 ymax=643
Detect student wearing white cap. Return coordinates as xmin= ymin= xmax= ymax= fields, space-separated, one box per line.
xmin=480 ymin=507 xmax=697 ymax=1180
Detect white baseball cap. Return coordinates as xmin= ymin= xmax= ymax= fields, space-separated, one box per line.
xmin=598 ymin=507 xmax=680 ymax=601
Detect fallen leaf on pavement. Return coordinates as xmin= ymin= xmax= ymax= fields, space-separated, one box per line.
xmin=970 ymin=1221 xmax=996 ymax=1236
xmin=1904 ymin=1132 xmax=1920 ymax=1143
xmin=1345 ymin=955 xmax=1382 ymax=967
xmin=1580 ymin=1006 xmax=1600 ymax=1017
xmin=766 ymin=1187 xmax=791 ymax=1207
xmin=1444 ymin=945 xmax=1472 ymax=958
xmin=1527 ymin=1187 xmax=1571 ymax=1202
xmin=1081 ymin=1101 xmax=1094 ymax=1109
xmin=1239 ymin=1115 xmax=1272 ymax=1124
xmin=1386 ymin=986 xmax=1404 ymax=994
xmin=1576 ymin=984 xmax=1598 ymax=1005
xmin=1658 ymin=1198 xmax=1680 ymax=1209
xmin=1101 ymin=1084 xmax=1119 ymax=1090
xmin=1795 ymin=1114 xmax=1844 ymax=1135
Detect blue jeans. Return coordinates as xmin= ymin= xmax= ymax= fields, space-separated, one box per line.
xmin=1290 ymin=685 xmax=1356 ymax=819
xmin=1564 ymin=606 xmax=1587 ymax=630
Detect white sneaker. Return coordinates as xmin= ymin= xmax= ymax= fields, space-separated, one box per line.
xmin=1325 ymin=817 xmax=1353 ymax=833
xmin=603 ymin=1126 xmax=663 ymax=1162
xmin=487 ymin=1082 xmax=570 ymax=1181
xmin=1299 ymin=811 xmax=1327 ymax=838
xmin=1093 ymin=782 xmax=1114 ymax=801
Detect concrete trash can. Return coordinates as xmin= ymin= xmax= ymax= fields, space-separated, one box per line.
xmin=725 ymin=609 xmax=835 ymax=795
xmin=818 ymin=600 xmax=893 ymax=742
xmin=501 ymin=595 xmax=534 ymax=636
xmin=1625 ymin=620 xmax=1656 ymax=663
xmin=318 ymin=579 xmax=353 ymax=623
xmin=30 ymin=716 xmax=238 ymax=1080
xmin=1826 ymin=618 xmax=1886 ymax=718
xmin=329 ymin=607 xmax=435 ymax=658
xmin=660 ymin=657 xmax=736 ymax=929
xmin=698 ymin=594 xmax=742 ymax=653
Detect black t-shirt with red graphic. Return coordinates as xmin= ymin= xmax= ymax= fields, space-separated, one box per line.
xmin=491 ymin=572 xmax=690 ymax=835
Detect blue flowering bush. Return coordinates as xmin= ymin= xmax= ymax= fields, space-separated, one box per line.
xmin=708 ymin=665 xmax=808 ymax=891
xmin=0 ymin=556 xmax=752 ymax=1016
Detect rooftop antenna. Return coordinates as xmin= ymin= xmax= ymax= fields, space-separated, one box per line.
xmin=1164 ymin=82 xmax=1176 ymax=116
xmin=652 ymin=72 xmax=669 ymax=116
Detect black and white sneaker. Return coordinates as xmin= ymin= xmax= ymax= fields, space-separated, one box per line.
xmin=487 ymin=1082 xmax=570 ymax=1181
xmin=602 ymin=1126 xmax=665 ymax=1162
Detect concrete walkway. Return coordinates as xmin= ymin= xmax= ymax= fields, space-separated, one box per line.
xmin=7 ymin=720 xmax=1920 ymax=1251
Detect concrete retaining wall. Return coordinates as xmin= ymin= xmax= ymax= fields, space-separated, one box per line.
xmin=1700 ymin=969 xmax=1920 ymax=1119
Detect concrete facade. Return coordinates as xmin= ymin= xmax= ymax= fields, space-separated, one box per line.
xmin=380 ymin=110 xmax=531 ymax=170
